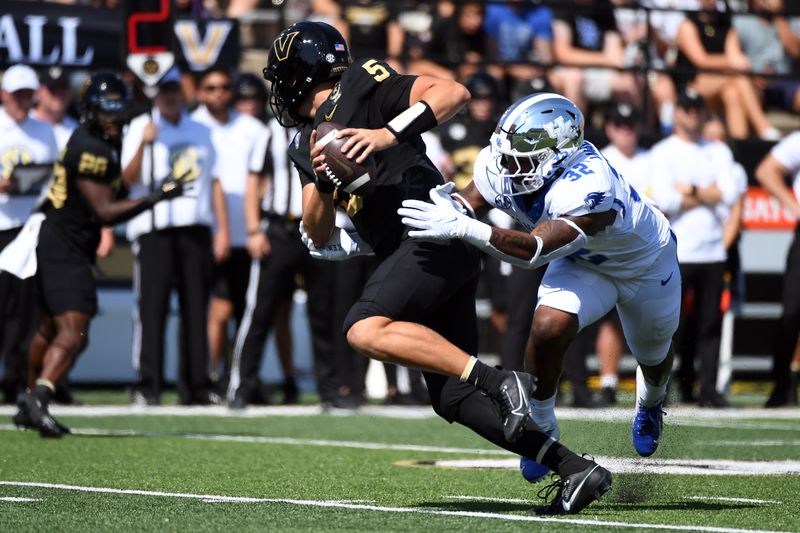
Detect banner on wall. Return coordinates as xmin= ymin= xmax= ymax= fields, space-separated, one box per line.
xmin=743 ymin=187 xmax=797 ymax=230
xmin=1 ymin=2 xmax=239 ymax=73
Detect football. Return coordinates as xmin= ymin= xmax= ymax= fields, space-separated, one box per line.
xmin=315 ymin=121 xmax=377 ymax=197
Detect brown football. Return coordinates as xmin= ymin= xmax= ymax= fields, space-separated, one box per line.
xmin=315 ymin=121 xmax=376 ymax=197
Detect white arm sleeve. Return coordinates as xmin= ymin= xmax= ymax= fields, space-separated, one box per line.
xmin=476 ymin=217 xmax=588 ymax=270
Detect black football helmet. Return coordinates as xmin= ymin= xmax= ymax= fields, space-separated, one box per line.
xmin=79 ymin=71 xmax=130 ymax=141
xmin=262 ymin=22 xmax=351 ymax=127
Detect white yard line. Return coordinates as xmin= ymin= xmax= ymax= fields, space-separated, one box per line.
xmin=696 ymin=440 xmax=800 ymax=447
xmin=0 ymin=481 xmax=791 ymax=533
xmin=0 ymin=404 xmax=798 ymax=425
xmin=430 ymin=457 xmax=800 ymax=476
xmin=0 ymin=496 xmax=42 ymax=502
xmin=0 ymin=424 xmax=511 ymax=456
xmin=688 ymin=496 xmax=782 ymax=505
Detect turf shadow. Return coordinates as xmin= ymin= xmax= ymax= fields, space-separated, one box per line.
xmin=602 ymin=501 xmax=759 ymax=512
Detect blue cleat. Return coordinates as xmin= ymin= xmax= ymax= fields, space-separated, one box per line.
xmin=632 ymin=403 xmax=665 ymax=457
xmin=520 ymin=422 xmax=560 ymax=483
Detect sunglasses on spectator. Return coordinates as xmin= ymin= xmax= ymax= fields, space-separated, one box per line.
xmin=203 ymin=84 xmax=231 ymax=92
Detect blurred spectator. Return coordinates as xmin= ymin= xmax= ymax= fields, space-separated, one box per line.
xmin=614 ymin=0 xmax=679 ymax=133
xmin=704 ymin=115 xmax=748 ymax=396
xmin=226 ymin=115 xmax=335 ymax=409
xmin=337 ymin=0 xmax=404 ymax=66
xmin=595 ymin=102 xmax=654 ymax=406
xmin=192 ymin=69 xmax=270 ymax=387
xmin=436 ymin=72 xmax=500 ymax=190
xmin=0 ymin=65 xmax=58 ymax=405
xmin=122 ymin=70 xmax=227 ymax=405
xmin=427 ymin=1 xmax=493 ymax=79
xmin=397 ymin=1 xmax=455 ymax=78
xmin=755 ymin=130 xmax=800 ymax=407
xmin=675 ymin=0 xmax=781 ymax=139
xmin=483 ymin=1 xmax=553 ymax=90
xmin=33 ymin=67 xmax=78 ymax=151
xmin=551 ymin=0 xmax=641 ymax=113
xmin=734 ymin=0 xmax=800 ymax=113
xmin=649 ymin=90 xmax=740 ymax=407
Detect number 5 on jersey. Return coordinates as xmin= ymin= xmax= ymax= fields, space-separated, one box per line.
xmin=362 ymin=59 xmax=390 ymax=82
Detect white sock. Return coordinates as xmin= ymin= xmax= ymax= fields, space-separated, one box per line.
xmin=531 ymin=394 xmax=560 ymax=440
xmin=600 ymin=374 xmax=618 ymax=389
xmin=636 ymin=366 xmax=667 ymax=408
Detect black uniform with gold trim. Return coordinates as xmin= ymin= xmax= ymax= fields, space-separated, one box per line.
xmin=288 ymin=57 xmax=482 ymax=421
xmin=289 ymin=58 xmax=443 ymax=258
xmin=37 ymin=125 xmax=123 ymax=316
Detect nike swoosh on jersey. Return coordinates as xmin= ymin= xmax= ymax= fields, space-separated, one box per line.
xmin=660 ymin=272 xmax=673 ymax=286
xmin=325 ymin=104 xmax=338 ymax=121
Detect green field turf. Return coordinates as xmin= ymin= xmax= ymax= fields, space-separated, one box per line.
xmin=0 ymin=399 xmax=798 ymax=532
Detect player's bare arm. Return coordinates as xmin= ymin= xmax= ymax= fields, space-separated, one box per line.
xmin=489 ymin=211 xmax=617 ymax=262
xmin=337 ymin=76 xmax=470 ymax=163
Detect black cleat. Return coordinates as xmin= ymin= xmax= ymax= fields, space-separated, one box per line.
xmin=530 ymin=461 xmax=612 ymax=515
xmin=13 ymin=391 xmax=70 ymax=438
xmin=495 ymin=371 xmax=535 ymax=443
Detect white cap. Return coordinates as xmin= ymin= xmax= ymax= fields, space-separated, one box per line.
xmin=1 ymin=64 xmax=40 ymax=93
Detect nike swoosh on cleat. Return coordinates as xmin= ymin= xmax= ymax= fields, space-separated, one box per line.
xmin=563 ymin=464 xmax=602 ymax=512
xmin=511 ymin=374 xmax=527 ymax=415
xmin=660 ymin=272 xmax=673 ymax=286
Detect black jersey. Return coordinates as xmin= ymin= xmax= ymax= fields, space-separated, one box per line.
xmin=41 ymin=125 xmax=124 ymax=256
xmin=288 ymin=58 xmax=443 ymax=257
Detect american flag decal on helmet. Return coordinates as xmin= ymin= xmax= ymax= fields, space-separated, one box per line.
xmin=334 ymin=43 xmax=345 ymax=51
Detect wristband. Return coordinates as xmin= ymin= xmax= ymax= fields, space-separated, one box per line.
xmin=386 ymin=101 xmax=438 ymax=143
xmin=315 ymin=178 xmax=335 ymax=194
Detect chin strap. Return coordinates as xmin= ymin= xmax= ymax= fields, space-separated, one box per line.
xmin=467 ymin=217 xmax=588 ymax=270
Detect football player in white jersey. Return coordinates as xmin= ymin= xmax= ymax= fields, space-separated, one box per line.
xmin=399 ymin=93 xmax=681 ymax=482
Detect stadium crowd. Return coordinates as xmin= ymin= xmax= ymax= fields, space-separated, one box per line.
xmin=1 ymin=0 xmax=799 ymax=418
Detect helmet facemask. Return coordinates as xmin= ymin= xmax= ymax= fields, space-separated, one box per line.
xmin=489 ymin=93 xmax=584 ymax=197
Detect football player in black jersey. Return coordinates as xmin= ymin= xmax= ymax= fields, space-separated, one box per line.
xmin=13 ymin=72 xmax=193 ymax=438
xmin=263 ymin=22 xmax=611 ymax=514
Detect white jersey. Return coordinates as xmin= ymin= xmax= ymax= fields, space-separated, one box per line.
xmin=122 ymin=111 xmax=218 ymax=241
xmin=473 ymin=140 xmax=673 ymax=279
xmin=0 ymin=108 xmax=58 ymax=231
xmin=191 ymin=106 xmax=269 ymax=247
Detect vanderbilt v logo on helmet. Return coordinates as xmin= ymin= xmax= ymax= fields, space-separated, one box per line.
xmin=263 ymin=22 xmax=351 ymax=127
xmin=273 ymin=31 xmax=299 ymax=62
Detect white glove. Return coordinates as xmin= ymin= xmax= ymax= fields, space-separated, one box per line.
xmin=300 ymin=222 xmax=373 ymax=261
xmin=398 ymin=182 xmax=492 ymax=245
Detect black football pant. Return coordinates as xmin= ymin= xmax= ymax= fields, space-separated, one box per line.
xmin=772 ymin=229 xmax=800 ymax=398
xmin=676 ymin=261 xmax=725 ymax=399
xmin=132 ymin=225 xmax=213 ymax=404
xmin=227 ymin=219 xmax=335 ymax=403
xmin=343 ymin=238 xmax=562 ymax=459
xmin=0 ymin=227 xmax=36 ymax=403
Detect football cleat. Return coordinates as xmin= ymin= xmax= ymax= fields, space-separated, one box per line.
xmin=495 ymin=371 xmax=536 ymax=443
xmin=530 ymin=460 xmax=612 ymax=515
xmin=632 ymin=402 xmax=665 ymax=457
xmin=13 ymin=391 xmax=70 ymax=438
xmin=520 ymin=422 xmax=560 ymax=483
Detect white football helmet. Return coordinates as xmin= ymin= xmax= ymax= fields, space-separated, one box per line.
xmin=490 ymin=93 xmax=584 ymax=196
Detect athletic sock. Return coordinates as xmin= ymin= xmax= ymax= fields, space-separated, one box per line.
xmin=636 ymin=366 xmax=667 ymax=408
xmin=462 ymin=358 xmax=505 ymax=395
xmin=447 ymin=378 xmax=591 ymax=477
xmin=531 ymin=394 xmax=558 ymax=436
xmin=600 ymin=374 xmax=618 ymax=390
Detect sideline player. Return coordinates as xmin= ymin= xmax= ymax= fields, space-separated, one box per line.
xmin=266 ymin=22 xmax=611 ymax=514
xmin=399 ymin=93 xmax=679 ymax=481
xmin=12 ymin=72 xmax=193 ymax=437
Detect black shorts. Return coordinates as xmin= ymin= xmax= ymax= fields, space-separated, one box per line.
xmin=35 ymin=222 xmax=97 ymax=317
xmin=212 ymin=247 xmax=252 ymax=302
xmin=344 ymin=238 xmax=481 ymax=352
